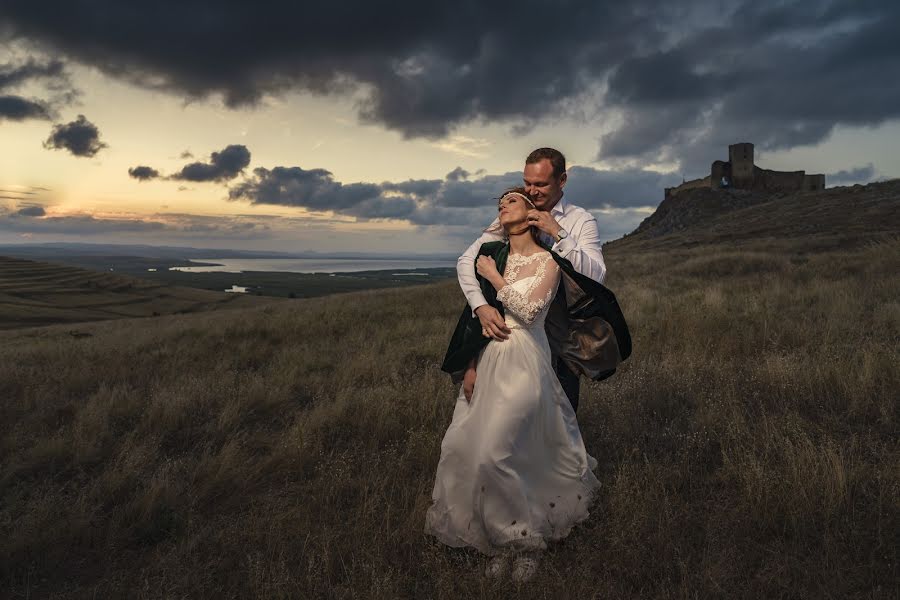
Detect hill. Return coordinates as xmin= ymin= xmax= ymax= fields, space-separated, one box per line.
xmin=0 ymin=255 xmax=279 ymax=330
xmin=615 ymin=178 xmax=900 ymax=250
xmin=1 ymin=224 xmax=897 ymax=597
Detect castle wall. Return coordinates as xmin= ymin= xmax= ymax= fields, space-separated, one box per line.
xmin=729 ymin=143 xmax=755 ymax=186
xmin=753 ymin=166 xmax=806 ymax=192
xmin=711 ymin=160 xmax=731 ymax=189
xmin=666 ymin=175 xmax=710 ymax=197
xmin=803 ymin=174 xmax=826 ymax=191
xmin=668 ymin=143 xmax=826 ymax=198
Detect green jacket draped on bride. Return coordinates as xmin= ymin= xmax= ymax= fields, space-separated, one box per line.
xmin=441 ymin=240 xmax=632 ymax=383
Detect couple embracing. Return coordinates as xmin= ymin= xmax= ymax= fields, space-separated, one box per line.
xmin=424 ymin=148 xmax=632 ymax=582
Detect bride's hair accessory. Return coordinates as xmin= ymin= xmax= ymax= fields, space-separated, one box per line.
xmin=498 ymin=190 xmax=536 ymax=209
xmin=485 ymin=187 xmax=536 ymax=238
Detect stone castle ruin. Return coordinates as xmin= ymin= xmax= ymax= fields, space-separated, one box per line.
xmin=665 ymin=143 xmax=826 ymax=198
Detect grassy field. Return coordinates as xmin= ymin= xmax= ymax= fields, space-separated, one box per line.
xmin=0 ymin=256 xmax=279 ymax=330
xmin=1 ymin=222 xmax=897 ymax=597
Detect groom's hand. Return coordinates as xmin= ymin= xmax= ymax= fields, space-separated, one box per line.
xmin=526 ymin=209 xmax=561 ymax=239
xmin=475 ymin=305 xmax=510 ymax=341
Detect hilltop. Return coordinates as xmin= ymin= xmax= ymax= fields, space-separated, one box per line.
xmin=0 ymin=255 xmax=278 ymax=330
xmin=614 ymin=178 xmax=900 ymax=250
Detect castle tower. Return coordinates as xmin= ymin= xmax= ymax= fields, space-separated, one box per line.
xmin=729 ymin=142 xmax=754 ymax=187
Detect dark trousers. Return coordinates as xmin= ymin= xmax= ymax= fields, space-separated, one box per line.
xmin=553 ymin=356 xmax=580 ymax=413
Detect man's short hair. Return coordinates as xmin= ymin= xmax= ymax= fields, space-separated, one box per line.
xmin=526 ymin=147 xmax=566 ymax=178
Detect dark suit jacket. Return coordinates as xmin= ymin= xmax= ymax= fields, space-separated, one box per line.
xmin=441 ymin=241 xmax=632 ymax=382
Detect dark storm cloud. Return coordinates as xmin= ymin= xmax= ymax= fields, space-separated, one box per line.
xmin=0 ymin=94 xmax=51 ymax=120
xmin=599 ymin=1 xmax=900 ymax=172
xmin=380 ymin=179 xmax=442 ymax=197
xmin=0 ymin=58 xmax=74 ymax=121
xmin=436 ymin=173 xmax=522 ymax=208
xmin=43 ymin=114 xmax=107 ymax=157
xmin=171 ymin=144 xmax=250 ymax=182
xmin=120 ymin=147 xmax=248 ymax=189
xmin=229 ymin=166 xmax=385 ymax=213
xmin=564 ymin=167 xmax=679 ymax=209
xmin=2 ymin=0 xmax=897 ymax=162
xmin=15 ymin=205 xmax=46 ymax=216
xmin=0 ymin=0 xmax=636 ymax=139
xmin=446 ymin=167 xmax=470 ymax=182
xmin=128 ymin=165 xmax=160 ymax=181
xmin=229 ymin=162 xmax=670 ymax=227
xmin=0 ymin=57 xmax=66 ymax=88
xmin=826 ymin=164 xmax=876 ymax=186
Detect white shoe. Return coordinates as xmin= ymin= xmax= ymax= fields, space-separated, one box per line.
xmin=484 ymin=554 xmax=509 ymax=579
xmin=511 ymin=553 xmax=540 ymax=583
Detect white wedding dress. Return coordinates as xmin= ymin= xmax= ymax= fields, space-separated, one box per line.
xmin=425 ymin=250 xmax=600 ymax=555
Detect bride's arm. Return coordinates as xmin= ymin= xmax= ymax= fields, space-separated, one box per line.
xmin=495 ymin=257 xmax=560 ymax=325
xmin=458 ymin=223 xmax=503 ymax=313
xmin=475 ymin=255 xmax=508 ymax=291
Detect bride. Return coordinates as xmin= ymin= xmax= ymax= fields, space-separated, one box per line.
xmin=425 ymin=188 xmax=601 ymax=583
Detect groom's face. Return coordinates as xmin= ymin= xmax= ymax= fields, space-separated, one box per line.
xmin=523 ymin=159 xmax=566 ymax=211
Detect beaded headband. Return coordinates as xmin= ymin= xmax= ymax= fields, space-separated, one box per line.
xmin=497 ymin=191 xmax=536 ymax=209
xmin=485 ymin=191 xmax=537 ymax=237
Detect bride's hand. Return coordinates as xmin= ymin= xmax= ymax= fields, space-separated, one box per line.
xmin=476 ymin=256 xmax=499 ymax=278
xmin=463 ymin=364 xmax=477 ymax=403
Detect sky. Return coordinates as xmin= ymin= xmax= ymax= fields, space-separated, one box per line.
xmin=1 ymin=0 xmax=898 ymax=255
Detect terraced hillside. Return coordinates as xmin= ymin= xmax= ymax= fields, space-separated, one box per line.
xmin=0 ymin=256 xmax=278 ymax=330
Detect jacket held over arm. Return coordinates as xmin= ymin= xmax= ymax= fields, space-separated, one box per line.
xmin=441 ymin=241 xmax=632 ymax=383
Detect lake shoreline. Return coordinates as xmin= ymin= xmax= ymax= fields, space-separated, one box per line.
xmin=0 ymin=251 xmax=459 ymax=299
xmin=168 ymin=256 xmax=456 ymax=274
xmin=139 ymin=265 xmax=458 ymax=299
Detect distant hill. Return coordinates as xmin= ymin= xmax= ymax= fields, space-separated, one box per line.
xmin=613 ymin=179 xmax=900 ymax=250
xmin=0 ymin=255 xmax=279 ymax=330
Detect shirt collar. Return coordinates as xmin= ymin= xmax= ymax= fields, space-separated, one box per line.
xmin=550 ymin=194 xmax=567 ymax=217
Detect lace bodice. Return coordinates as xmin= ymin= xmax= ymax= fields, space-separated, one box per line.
xmin=496 ymin=251 xmax=560 ymax=328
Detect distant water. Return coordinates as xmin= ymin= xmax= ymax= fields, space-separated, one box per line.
xmin=170 ymin=257 xmax=455 ymax=273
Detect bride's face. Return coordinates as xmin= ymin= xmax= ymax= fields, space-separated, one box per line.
xmin=498 ymin=194 xmax=530 ymax=228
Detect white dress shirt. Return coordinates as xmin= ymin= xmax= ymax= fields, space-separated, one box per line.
xmin=457 ymin=195 xmax=607 ymax=314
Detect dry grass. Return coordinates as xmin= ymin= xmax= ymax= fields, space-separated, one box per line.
xmin=1 ymin=236 xmax=898 ymax=599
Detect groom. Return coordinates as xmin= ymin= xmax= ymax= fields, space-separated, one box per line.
xmin=456 ymin=147 xmax=607 ymax=412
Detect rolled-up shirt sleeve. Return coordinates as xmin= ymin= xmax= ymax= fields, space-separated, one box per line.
xmin=457 ymin=223 xmax=503 ymax=314
xmin=551 ymin=214 xmax=607 ymax=284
